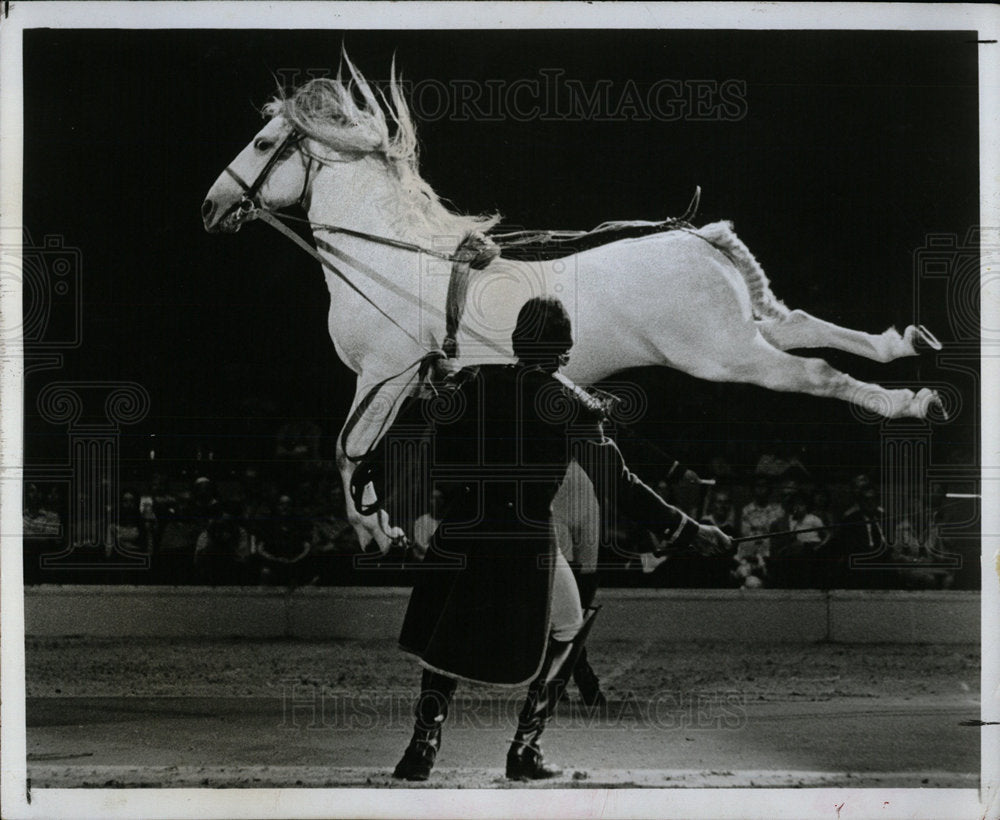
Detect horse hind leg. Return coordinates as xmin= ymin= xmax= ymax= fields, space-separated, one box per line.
xmin=725 ymin=337 xmax=943 ymax=420
xmin=693 ymin=222 xmax=941 ymax=363
xmin=757 ymin=309 xmax=942 ymax=363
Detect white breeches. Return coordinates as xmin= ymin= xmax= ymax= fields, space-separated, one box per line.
xmin=549 ymin=549 xmax=584 ymax=642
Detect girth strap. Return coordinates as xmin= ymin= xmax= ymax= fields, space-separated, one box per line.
xmin=443 ymin=231 xmax=500 ymax=359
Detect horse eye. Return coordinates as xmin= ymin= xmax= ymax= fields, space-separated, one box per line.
xmin=254 ymin=137 xmax=274 ymax=152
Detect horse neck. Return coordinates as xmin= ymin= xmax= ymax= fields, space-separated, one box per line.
xmin=305 ymin=158 xmax=449 ymax=375
xmin=307 ymin=156 xmax=439 ymax=249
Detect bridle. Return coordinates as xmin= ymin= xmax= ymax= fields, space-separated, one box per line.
xmin=216 ymin=124 xmax=505 ymax=355
xmin=221 ymin=127 xmax=468 ymax=264
xmin=212 ymin=128 xmax=723 ymax=509
xmin=222 ymin=128 xmax=314 ymax=221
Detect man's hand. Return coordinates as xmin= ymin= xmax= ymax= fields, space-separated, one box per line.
xmin=692 ymin=524 xmax=732 ymax=557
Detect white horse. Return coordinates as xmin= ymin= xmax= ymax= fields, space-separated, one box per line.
xmin=202 ymin=60 xmax=942 ymax=551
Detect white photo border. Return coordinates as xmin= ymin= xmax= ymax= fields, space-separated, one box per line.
xmin=1 ymin=2 xmax=997 ymax=819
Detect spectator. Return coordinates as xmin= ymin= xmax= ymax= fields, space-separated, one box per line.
xmin=140 ymin=472 xmax=178 ymax=554
xmin=812 ymin=473 xmax=874 ymax=589
xmin=811 ymin=485 xmax=834 ymax=528
xmin=891 ymin=512 xmax=956 ymax=590
xmin=768 ymin=492 xmax=827 ymax=588
xmin=925 ymin=483 xmax=969 ymax=587
xmin=640 ymin=479 xmax=677 ymax=576
xmin=23 ymin=483 xmax=62 ymax=585
xmin=44 ymin=485 xmax=66 ymax=524
xmin=69 ymin=488 xmax=102 ymax=561
xmin=188 ymin=476 xmax=222 ymax=532
xmin=680 ymin=487 xmax=737 ymax=587
xmin=105 ymin=490 xmax=153 ymax=560
xmin=755 ymin=441 xmax=809 ymax=482
xmin=156 ymin=476 xmax=220 ymax=585
xmin=238 ymin=466 xmax=273 ymax=522
xmin=705 ymin=452 xmax=737 ymax=483
xmin=849 ymin=473 xmax=874 ymax=504
xmin=731 ymin=552 xmax=767 ymax=589
xmin=644 ymin=480 xmax=732 ymax=586
xmin=700 ymin=488 xmax=737 ymax=535
xmin=194 ymin=503 xmax=252 ymax=585
xmin=258 ymin=494 xmax=313 ymax=588
xmin=23 ymin=482 xmax=61 ymax=539
xmin=312 ymin=482 xmax=358 ymax=549
xmin=310 ymin=483 xmax=359 ymax=584
xmin=776 ymin=476 xmax=801 ymax=511
xmin=834 ymin=483 xmax=890 ymax=589
xmin=738 ymin=476 xmax=782 ymax=563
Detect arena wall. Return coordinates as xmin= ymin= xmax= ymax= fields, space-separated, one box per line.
xmin=23 ymin=586 xmax=981 ymax=644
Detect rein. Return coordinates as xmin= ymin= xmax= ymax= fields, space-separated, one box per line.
xmin=223 ymin=130 xmax=509 ymax=460
xmin=222 ymin=128 xmax=700 ymax=467
xmin=252 ymin=209 xmax=426 ymax=350
xmin=224 ymin=127 xmax=469 ymax=263
xmin=276 ymin=211 xmax=459 ymax=263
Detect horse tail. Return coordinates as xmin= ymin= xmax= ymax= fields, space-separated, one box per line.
xmin=693 ymin=221 xmax=788 ymax=321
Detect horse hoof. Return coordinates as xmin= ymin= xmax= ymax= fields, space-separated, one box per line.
xmin=907 ymin=324 xmax=943 ymax=353
xmin=916 ymin=388 xmax=949 ymax=421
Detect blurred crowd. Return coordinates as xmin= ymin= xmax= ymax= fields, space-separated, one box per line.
xmin=626 ymin=470 xmax=961 ymax=591
xmin=23 ymin=425 xmax=973 ymax=590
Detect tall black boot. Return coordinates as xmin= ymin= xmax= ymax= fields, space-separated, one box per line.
xmin=572 ymin=647 xmax=607 ymax=708
xmin=571 ymin=572 xmax=607 ymax=708
xmin=506 ymin=607 xmax=601 ymax=781
xmin=506 ymin=638 xmax=571 ymax=781
xmin=393 ymin=668 xmax=457 ymax=781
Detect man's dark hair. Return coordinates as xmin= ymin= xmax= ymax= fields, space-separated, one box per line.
xmin=511 ymin=296 xmax=573 ymax=363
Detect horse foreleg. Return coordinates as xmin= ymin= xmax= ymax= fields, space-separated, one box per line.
xmin=336 ymin=445 xmax=399 ymax=554
xmin=337 ymin=374 xmax=416 ymax=555
xmin=718 ymin=336 xmax=942 ymax=420
xmin=756 ymin=310 xmax=941 ymax=363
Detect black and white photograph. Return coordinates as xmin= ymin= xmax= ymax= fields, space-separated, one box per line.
xmin=1 ymin=3 xmax=997 ymax=819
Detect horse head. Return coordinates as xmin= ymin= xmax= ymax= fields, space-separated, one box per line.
xmin=203 ymin=54 xmax=427 ymax=234
xmin=202 ymin=114 xmax=315 ymax=233
xmin=204 ymin=54 xmax=502 ymax=251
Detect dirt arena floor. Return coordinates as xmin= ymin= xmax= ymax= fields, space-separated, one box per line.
xmin=24 ymin=638 xmax=981 ymax=789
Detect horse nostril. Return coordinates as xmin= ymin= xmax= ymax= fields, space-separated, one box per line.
xmin=201 ymin=199 xmax=215 ymax=221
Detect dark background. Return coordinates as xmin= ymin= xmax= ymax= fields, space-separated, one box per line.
xmin=22 ymin=29 xmax=980 ymax=483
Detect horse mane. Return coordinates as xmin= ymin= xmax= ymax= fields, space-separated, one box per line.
xmin=263 ymin=54 xmax=499 ymax=238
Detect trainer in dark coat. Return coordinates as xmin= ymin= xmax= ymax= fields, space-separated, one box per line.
xmin=390 ymin=295 xmax=731 ymax=783
xmin=398 ymin=362 xmax=696 ymax=685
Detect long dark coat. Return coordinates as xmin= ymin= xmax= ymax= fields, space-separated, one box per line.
xmin=395 ymin=364 xmax=689 ymax=686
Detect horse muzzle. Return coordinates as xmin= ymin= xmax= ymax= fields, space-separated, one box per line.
xmin=202 ymin=196 xmax=251 ymax=234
